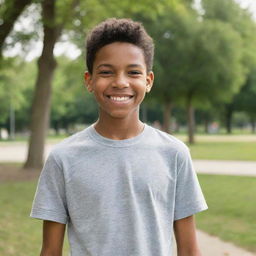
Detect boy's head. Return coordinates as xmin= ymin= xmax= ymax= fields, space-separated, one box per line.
xmin=86 ymin=18 xmax=154 ymax=74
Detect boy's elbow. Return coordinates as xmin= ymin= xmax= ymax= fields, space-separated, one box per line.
xmin=177 ymin=248 xmax=202 ymax=256
xmin=40 ymin=248 xmax=62 ymax=256
xmin=40 ymin=253 xmax=61 ymax=256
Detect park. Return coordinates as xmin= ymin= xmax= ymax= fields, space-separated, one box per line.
xmin=0 ymin=0 xmax=256 ymax=255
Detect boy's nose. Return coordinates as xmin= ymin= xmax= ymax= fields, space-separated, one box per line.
xmin=111 ymin=75 xmax=129 ymax=89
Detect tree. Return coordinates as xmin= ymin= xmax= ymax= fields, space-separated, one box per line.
xmin=24 ymin=0 xmax=64 ymax=169
xmin=178 ymin=20 xmax=244 ymax=143
xmin=0 ymin=0 xmax=33 ymax=59
xmin=0 ymin=0 xmax=34 ymax=137
xmin=147 ymin=3 xmax=197 ymax=133
xmin=202 ymin=0 xmax=256 ymax=134
xmin=24 ymin=0 xmax=178 ymax=169
xmin=148 ymin=3 xmax=245 ymax=144
xmin=0 ymin=57 xmax=35 ymax=136
xmin=233 ymin=69 xmax=256 ymax=133
xmin=13 ymin=60 xmax=37 ymax=131
xmin=51 ymin=56 xmax=97 ymax=134
xmin=25 ymin=0 xmax=81 ymax=169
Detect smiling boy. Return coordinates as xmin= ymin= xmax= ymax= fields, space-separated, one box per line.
xmin=31 ymin=18 xmax=207 ymax=256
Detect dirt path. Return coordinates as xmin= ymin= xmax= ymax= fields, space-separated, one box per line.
xmin=194 ymin=160 xmax=256 ymax=176
xmin=172 ymin=230 xmax=256 ymax=256
xmin=195 ymin=230 xmax=256 ymax=256
xmin=176 ymin=134 xmax=256 ymax=142
xmin=0 ymin=164 xmax=40 ymax=183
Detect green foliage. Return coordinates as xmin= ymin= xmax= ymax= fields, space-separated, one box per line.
xmin=199 ymin=0 xmax=256 ymax=131
xmin=144 ymin=1 xmax=247 ymax=140
xmin=0 ymin=58 xmax=35 ymax=128
xmin=1 ymin=0 xmax=256 ymax=133
xmin=147 ymin=2 xmax=246 ymax=110
xmin=1 ymin=2 xmax=42 ymax=56
xmin=68 ymin=0 xmax=176 ymax=50
xmin=51 ymin=56 xmax=97 ymax=131
xmin=147 ymin=3 xmax=196 ymax=104
xmin=233 ymin=68 xmax=256 ymax=118
xmin=202 ymin=0 xmax=256 ymax=72
xmin=183 ymin=20 xmax=244 ymax=105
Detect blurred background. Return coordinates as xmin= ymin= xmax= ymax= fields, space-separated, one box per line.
xmin=0 ymin=0 xmax=256 ymax=255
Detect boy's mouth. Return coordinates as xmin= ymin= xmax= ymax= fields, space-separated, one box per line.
xmin=106 ymin=95 xmax=134 ymax=102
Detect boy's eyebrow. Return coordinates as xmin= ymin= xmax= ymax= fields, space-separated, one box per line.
xmin=96 ymin=64 xmax=113 ymax=69
xmin=127 ymin=64 xmax=144 ymax=69
xmin=96 ymin=64 xmax=144 ymax=69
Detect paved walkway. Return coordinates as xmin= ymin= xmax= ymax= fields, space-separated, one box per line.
xmin=1 ymin=142 xmax=256 ymax=255
xmin=1 ymin=143 xmax=256 ymax=176
xmin=172 ymin=230 xmax=256 ymax=256
xmin=194 ymin=159 xmax=256 ymax=176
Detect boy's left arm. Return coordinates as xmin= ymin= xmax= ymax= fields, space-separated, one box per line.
xmin=173 ymin=215 xmax=202 ymax=256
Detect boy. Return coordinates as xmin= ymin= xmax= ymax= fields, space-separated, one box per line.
xmin=31 ymin=18 xmax=207 ymax=256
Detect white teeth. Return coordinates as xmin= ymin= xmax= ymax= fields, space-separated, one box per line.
xmin=110 ymin=96 xmax=130 ymax=101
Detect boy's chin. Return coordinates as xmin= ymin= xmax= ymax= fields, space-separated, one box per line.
xmin=109 ymin=111 xmax=135 ymax=119
xmin=100 ymin=109 xmax=139 ymax=120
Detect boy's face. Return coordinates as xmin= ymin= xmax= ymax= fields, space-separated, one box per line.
xmin=85 ymin=42 xmax=154 ymax=121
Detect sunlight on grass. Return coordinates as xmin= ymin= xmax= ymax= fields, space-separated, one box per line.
xmin=197 ymin=174 xmax=256 ymax=253
xmin=189 ymin=142 xmax=256 ymax=161
xmin=0 ymin=181 xmax=69 ymax=256
xmin=1 ymin=175 xmax=256 ymax=254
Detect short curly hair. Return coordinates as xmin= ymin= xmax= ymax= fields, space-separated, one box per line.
xmin=86 ymin=18 xmax=154 ymax=74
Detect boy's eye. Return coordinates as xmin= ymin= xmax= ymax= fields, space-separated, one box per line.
xmin=128 ymin=70 xmax=142 ymax=75
xmin=98 ymin=70 xmax=113 ymax=75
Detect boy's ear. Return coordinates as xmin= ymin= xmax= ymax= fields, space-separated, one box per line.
xmin=84 ymin=71 xmax=93 ymax=92
xmin=146 ymin=71 xmax=154 ymax=93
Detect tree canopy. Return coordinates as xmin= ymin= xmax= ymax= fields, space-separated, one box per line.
xmin=0 ymin=0 xmax=256 ymax=151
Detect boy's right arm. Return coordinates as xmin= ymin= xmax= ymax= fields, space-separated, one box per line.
xmin=40 ymin=220 xmax=66 ymax=256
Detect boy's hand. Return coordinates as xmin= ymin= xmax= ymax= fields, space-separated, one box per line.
xmin=174 ymin=215 xmax=202 ymax=256
xmin=40 ymin=220 xmax=66 ymax=256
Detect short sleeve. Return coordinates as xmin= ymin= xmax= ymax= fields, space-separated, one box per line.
xmin=30 ymin=152 xmax=69 ymax=224
xmin=174 ymin=147 xmax=208 ymax=220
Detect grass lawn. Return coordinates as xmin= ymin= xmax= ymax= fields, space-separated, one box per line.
xmin=188 ymin=141 xmax=256 ymax=161
xmin=0 ymin=181 xmax=69 ymax=256
xmin=197 ymin=174 xmax=256 ymax=253
xmin=0 ymin=174 xmax=256 ymax=254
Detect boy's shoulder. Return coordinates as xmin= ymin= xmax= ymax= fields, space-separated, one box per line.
xmin=48 ymin=124 xmax=190 ymax=164
xmin=147 ymin=125 xmax=188 ymax=148
xmin=146 ymin=125 xmax=190 ymax=156
xmin=49 ymin=126 xmax=92 ymax=161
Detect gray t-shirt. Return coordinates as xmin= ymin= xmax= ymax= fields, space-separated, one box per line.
xmin=31 ymin=124 xmax=207 ymax=256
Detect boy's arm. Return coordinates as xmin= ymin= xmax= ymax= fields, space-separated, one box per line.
xmin=40 ymin=220 xmax=66 ymax=256
xmin=173 ymin=215 xmax=202 ymax=256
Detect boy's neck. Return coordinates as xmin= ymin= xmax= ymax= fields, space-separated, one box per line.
xmin=94 ymin=116 xmax=145 ymax=140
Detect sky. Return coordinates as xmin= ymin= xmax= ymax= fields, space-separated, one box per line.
xmin=3 ymin=0 xmax=256 ymax=61
xmin=234 ymin=0 xmax=256 ymax=19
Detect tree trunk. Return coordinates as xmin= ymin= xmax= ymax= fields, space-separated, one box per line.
xmin=0 ymin=0 xmax=32 ymax=58
xmin=225 ymin=104 xmax=233 ymax=134
xmin=187 ymin=99 xmax=195 ymax=144
xmin=53 ymin=121 xmax=60 ymax=135
xmin=162 ymin=101 xmax=172 ymax=133
xmin=250 ymin=115 xmax=256 ymax=133
xmin=24 ymin=0 xmax=61 ymax=169
xmin=141 ymin=103 xmax=148 ymax=123
xmin=204 ymin=118 xmax=209 ymax=134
